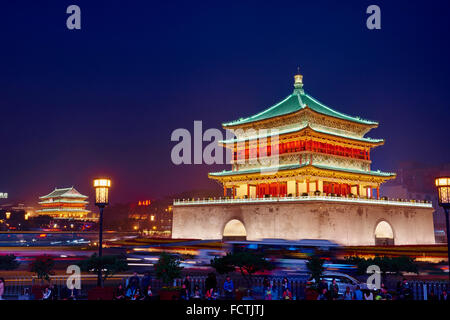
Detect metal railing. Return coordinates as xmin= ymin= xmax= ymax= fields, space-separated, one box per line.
xmin=2 ymin=275 xmax=448 ymax=300
xmin=174 ymin=195 xmax=433 ymax=208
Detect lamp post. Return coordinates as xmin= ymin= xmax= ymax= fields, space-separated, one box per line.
xmin=435 ymin=177 xmax=450 ymax=283
xmin=93 ymin=178 xmax=111 ymax=287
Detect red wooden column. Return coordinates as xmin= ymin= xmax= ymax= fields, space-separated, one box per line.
xmin=306 ymin=179 xmax=310 ymax=193
xmin=223 ymin=186 xmax=227 ymax=197
xmin=232 ymin=186 xmax=236 ymax=198
xmin=296 ymin=181 xmax=299 ymax=196
xmin=276 ymin=182 xmax=280 ymax=197
xmin=315 ymin=180 xmax=319 ymax=192
xmin=357 ymin=184 xmax=360 ymax=196
xmin=247 ymin=184 xmax=250 ymax=198
xmin=376 ymin=186 xmax=380 ymax=200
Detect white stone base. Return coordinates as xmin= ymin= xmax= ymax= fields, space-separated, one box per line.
xmin=172 ymin=201 xmax=435 ymax=246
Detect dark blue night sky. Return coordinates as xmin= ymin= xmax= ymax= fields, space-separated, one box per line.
xmin=1 ymin=0 xmax=449 ymax=204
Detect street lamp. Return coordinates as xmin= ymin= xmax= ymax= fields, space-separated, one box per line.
xmin=435 ymin=177 xmax=450 ymax=283
xmin=93 ymin=178 xmax=111 ymax=287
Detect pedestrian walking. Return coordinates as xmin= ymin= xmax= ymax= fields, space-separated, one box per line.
xmin=0 ymin=278 xmax=4 ymax=300
xmin=317 ymin=288 xmax=328 ymax=300
xmin=353 ymin=285 xmax=363 ymax=300
xmin=114 ymin=284 xmax=125 ymax=300
xmin=128 ymin=272 xmax=140 ymax=291
xmin=329 ymin=279 xmax=339 ymax=300
xmin=440 ymin=290 xmax=448 ymax=301
xmin=343 ymin=286 xmax=352 ymax=300
xmin=223 ymin=276 xmax=234 ymax=300
xmin=205 ymin=273 xmax=217 ymax=298
xmin=183 ymin=275 xmax=191 ymax=298
xmin=364 ymin=289 xmax=373 ymax=300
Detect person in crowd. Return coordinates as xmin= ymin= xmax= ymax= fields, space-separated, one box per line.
xmin=0 ymin=278 xmax=4 ymax=300
xmin=180 ymin=284 xmax=189 ymax=300
xmin=42 ymin=286 xmax=52 ymax=300
xmin=65 ymin=287 xmax=78 ymax=300
xmin=128 ymin=272 xmax=140 ymax=291
xmin=125 ymin=283 xmax=138 ymax=299
xmin=205 ymin=273 xmax=217 ymax=298
xmin=141 ymin=271 xmax=151 ymax=293
xmin=143 ymin=285 xmax=153 ymax=301
xmin=282 ymin=288 xmax=292 ymax=300
xmin=353 ymin=285 xmax=363 ymax=300
xmin=183 ymin=275 xmax=191 ymax=297
xmin=396 ymin=281 xmax=402 ymax=299
xmin=51 ymin=284 xmax=58 ymax=300
xmin=380 ymin=283 xmax=389 ymax=299
xmin=329 ymin=279 xmax=339 ymax=300
xmin=264 ymin=282 xmax=273 ymax=300
xmin=281 ymin=278 xmax=290 ymax=292
xmin=363 ymin=289 xmax=374 ymax=300
xmin=440 ymin=289 xmax=448 ymax=301
xmin=130 ymin=288 xmax=142 ymax=300
xmin=318 ymin=278 xmax=328 ymax=294
xmin=18 ymin=287 xmax=32 ymax=300
xmin=205 ymin=287 xmax=218 ymax=300
xmin=317 ymin=288 xmax=328 ymax=300
xmin=223 ymin=276 xmax=234 ymax=300
xmin=263 ymin=277 xmax=270 ymax=291
xmin=374 ymin=289 xmax=383 ymax=300
xmin=343 ymin=286 xmax=353 ymax=300
xmin=400 ymin=278 xmax=412 ymax=300
xmin=192 ymin=285 xmax=202 ymax=300
xmin=114 ymin=284 xmax=126 ymax=300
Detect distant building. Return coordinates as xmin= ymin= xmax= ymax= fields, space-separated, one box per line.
xmin=128 ymin=200 xmax=172 ymax=237
xmin=36 ymin=187 xmax=94 ymax=220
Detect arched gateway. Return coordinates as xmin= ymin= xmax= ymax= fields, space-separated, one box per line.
xmin=374 ymin=221 xmax=394 ymax=246
xmin=223 ymin=219 xmax=247 ymax=241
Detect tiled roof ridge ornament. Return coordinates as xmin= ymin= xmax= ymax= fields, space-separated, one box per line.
xmin=293 ymin=68 xmax=304 ymax=95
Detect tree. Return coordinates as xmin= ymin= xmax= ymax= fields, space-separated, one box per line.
xmin=210 ymin=251 xmax=274 ymax=285
xmin=344 ymin=256 xmax=418 ymax=277
xmin=30 ymin=255 xmax=55 ymax=282
xmin=154 ymin=252 xmax=183 ymax=286
xmin=78 ymin=253 xmax=128 ymax=283
xmin=306 ymin=255 xmax=325 ymax=285
xmin=0 ymin=254 xmax=19 ymax=270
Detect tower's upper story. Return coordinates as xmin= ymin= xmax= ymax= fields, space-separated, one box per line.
xmin=209 ymin=72 xmax=395 ymax=184
xmin=222 ymin=72 xmax=380 ymax=141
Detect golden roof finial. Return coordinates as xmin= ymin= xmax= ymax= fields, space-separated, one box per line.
xmin=294 ymin=67 xmax=303 ymax=89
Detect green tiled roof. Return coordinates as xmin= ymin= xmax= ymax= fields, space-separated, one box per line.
xmin=223 ymin=89 xmax=377 ymax=127
xmin=209 ymin=164 xmax=304 ymax=176
xmin=312 ymin=164 xmax=395 ymax=177
xmin=219 ymin=124 xmax=384 ymax=144
xmin=40 ymin=187 xmax=88 ymax=199
xmin=209 ymin=162 xmax=395 ymax=177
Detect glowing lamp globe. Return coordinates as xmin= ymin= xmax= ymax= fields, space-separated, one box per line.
xmin=93 ymin=178 xmax=111 ymax=206
xmin=435 ymin=177 xmax=450 ymax=208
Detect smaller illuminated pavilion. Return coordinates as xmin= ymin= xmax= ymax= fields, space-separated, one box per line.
xmin=37 ymin=187 xmax=93 ymax=220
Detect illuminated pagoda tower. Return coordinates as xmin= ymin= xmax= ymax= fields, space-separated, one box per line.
xmin=208 ymin=72 xmax=396 ymax=198
xmin=173 ymin=72 xmax=435 ymax=245
xmin=37 ymin=187 xmax=92 ymax=220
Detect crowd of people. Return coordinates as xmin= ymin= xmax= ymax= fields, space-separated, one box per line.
xmin=313 ymin=278 xmax=448 ymax=301
xmin=114 ymin=272 xmax=154 ymax=300
xmin=113 ymin=272 xmax=233 ymax=301
xmin=0 ymin=273 xmax=448 ymax=301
